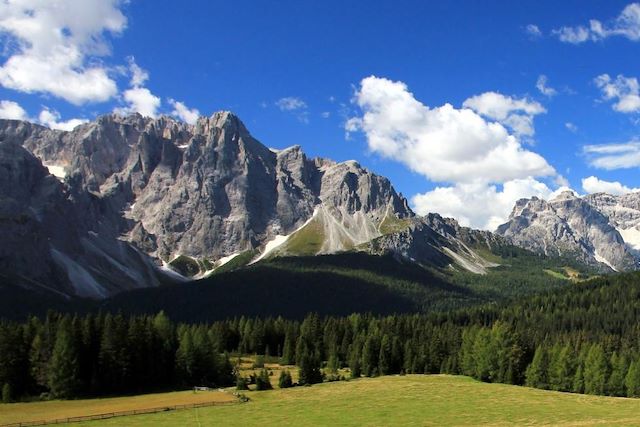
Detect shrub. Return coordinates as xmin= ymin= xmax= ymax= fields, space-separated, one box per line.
xmin=255 ymin=369 xmax=273 ymax=391
xmin=236 ymin=376 xmax=249 ymax=391
xmin=279 ymin=370 xmax=293 ymax=388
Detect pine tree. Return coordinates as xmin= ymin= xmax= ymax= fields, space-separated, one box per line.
xmin=378 ymin=335 xmax=392 ymax=376
xmin=625 ymin=359 xmax=640 ymax=397
xmin=2 ymin=383 xmax=12 ymax=403
xmin=607 ymin=352 xmax=627 ymax=397
xmin=348 ymin=341 xmax=362 ymax=378
xmin=48 ymin=319 xmax=81 ymax=399
xmin=584 ymin=344 xmax=608 ymax=395
xmin=280 ymin=330 xmax=295 ymax=365
xmin=548 ymin=344 xmax=573 ymax=392
xmin=525 ymin=346 xmax=549 ymax=389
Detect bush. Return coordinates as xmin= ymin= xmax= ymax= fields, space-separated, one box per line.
xmin=278 ymin=370 xmax=293 ymax=388
xmin=236 ymin=376 xmax=249 ymax=391
xmin=255 ymin=369 xmax=273 ymax=391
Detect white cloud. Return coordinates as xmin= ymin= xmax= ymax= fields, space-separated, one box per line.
xmin=321 ymin=111 xmax=330 ymax=118
xmin=0 ymin=0 xmax=127 ymax=104
xmin=582 ymin=176 xmax=640 ymax=195
xmin=525 ymin=24 xmax=542 ymax=38
xmin=565 ymin=122 xmax=578 ymax=133
xmin=584 ymin=140 xmax=640 ymax=169
xmin=0 ymin=99 xmax=27 ymax=120
xmin=276 ymin=96 xmax=309 ymax=123
xmin=412 ymin=178 xmax=555 ymax=230
xmin=115 ymin=87 xmax=161 ymax=118
xmin=350 ymin=76 xmax=555 ymax=183
xmin=127 ymin=56 xmax=149 ymax=87
xmin=536 ymin=75 xmax=557 ymax=97
xmin=462 ymin=91 xmax=546 ymax=138
xmin=38 ymin=108 xmax=87 ymax=131
xmin=554 ymin=3 xmax=640 ymax=44
xmin=169 ymin=98 xmax=199 ymax=124
xmin=114 ymin=57 xmax=161 ymax=118
xmin=594 ymin=74 xmax=640 ymax=113
xmin=276 ymin=97 xmax=307 ymax=111
xmin=348 ymin=76 xmax=560 ymax=230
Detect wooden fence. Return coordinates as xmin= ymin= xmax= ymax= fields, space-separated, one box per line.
xmin=1 ymin=398 xmax=244 ymax=427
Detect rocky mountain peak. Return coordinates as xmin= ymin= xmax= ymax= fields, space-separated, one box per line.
xmin=497 ymin=192 xmax=638 ymax=271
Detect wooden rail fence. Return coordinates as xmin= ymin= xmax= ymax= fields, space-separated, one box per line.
xmin=1 ymin=398 xmax=244 ymax=427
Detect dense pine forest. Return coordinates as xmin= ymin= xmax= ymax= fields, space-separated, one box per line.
xmin=2 ymin=270 xmax=640 ymax=402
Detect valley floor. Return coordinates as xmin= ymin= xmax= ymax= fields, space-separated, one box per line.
xmin=4 ymin=375 xmax=640 ymax=426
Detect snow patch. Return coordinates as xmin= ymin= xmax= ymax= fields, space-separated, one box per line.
xmin=159 ymin=261 xmax=191 ymax=282
xmin=50 ymin=248 xmax=108 ymax=298
xmin=177 ymin=144 xmax=189 ymax=149
xmin=618 ymin=226 xmax=640 ymax=251
xmin=594 ymin=250 xmax=618 ymax=272
xmin=43 ymin=163 xmax=66 ymax=181
xmin=251 ymin=209 xmax=319 ymax=264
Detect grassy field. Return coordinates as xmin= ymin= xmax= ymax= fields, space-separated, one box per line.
xmin=6 ymin=375 xmax=640 ymax=426
xmin=0 ymin=390 xmax=236 ymax=426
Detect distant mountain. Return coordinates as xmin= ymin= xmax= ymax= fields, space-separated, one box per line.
xmin=0 ymin=112 xmax=511 ymax=299
xmin=496 ymin=190 xmax=640 ymax=271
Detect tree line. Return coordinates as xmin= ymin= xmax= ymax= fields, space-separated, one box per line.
xmin=3 ymin=271 xmax=640 ymax=401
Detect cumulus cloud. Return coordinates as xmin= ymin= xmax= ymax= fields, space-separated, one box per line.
xmin=115 ymin=87 xmax=160 ymax=118
xmin=582 ymin=176 xmax=640 ymax=195
xmin=583 ymin=141 xmax=640 ymax=169
xmin=0 ymin=0 xmax=127 ymax=104
xmin=565 ymin=122 xmax=578 ymax=133
xmin=347 ymin=76 xmax=561 ymax=230
xmin=114 ymin=58 xmax=161 ymax=118
xmin=412 ymin=178 xmax=555 ymax=230
xmin=169 ymin=98 xmax=199 ymax=124
xmin=38 ymin=108 xmax=87 ymax=131
xmin=525 ymin=24 xmax=542 ymax=38
xmin=594 ymin=74 xmax=640 ymax=113
xmin=462 ymin=91 xmax=546 ymax=138
xmin=0 ymin=100 xmax=28 ymax=120
xmin=536 ymin=75 xmax=557 ymax=97
xmin=554 ymin=3 xmax=640 ymax=44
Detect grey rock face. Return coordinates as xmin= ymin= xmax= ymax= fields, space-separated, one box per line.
xmin=496 ymin=191 xmax=637 ymax=271
xmin=0 ymin=112 xmax=415 ymax=294
xmin=365 ymin=213 xmax=504 ymax=274
xmin=0 ymin=138 xmax=162 ymax=298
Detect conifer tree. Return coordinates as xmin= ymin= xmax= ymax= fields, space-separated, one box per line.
xmin=607 ymin=352 xmax=627 ymax=397
xmin=525 ymin=346 xmax=549 ymax=389
xmin=625 ymin=359 xmax=640 ymax=397
xmin=584 ymin=344 xmax=608 ymax=395
xmin=278 ymin=370 xmax=293 ymax=388
xmin=48 ymin=319 xmax=80 ymax=399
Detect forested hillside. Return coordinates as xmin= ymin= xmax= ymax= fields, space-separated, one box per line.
xmin=2 ymin=270 xmax=640 ymax=401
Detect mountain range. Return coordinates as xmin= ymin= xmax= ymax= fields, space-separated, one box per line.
xmin=1 ymin=111 xmax=639 ymax=302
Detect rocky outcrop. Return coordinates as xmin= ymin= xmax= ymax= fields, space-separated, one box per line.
xmin=364 ymin=214 xmax=503 ymax=274
xmin=0 ymin=139 xmax=163 ymax=298
xmin=496 ymin=191 xmax=637 ymax=271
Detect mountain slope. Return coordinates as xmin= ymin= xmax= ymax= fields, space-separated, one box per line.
xmin=496 ymin=191 xmax=638 ymax=271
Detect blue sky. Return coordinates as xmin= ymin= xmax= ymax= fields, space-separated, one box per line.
xmin=1 ymin=0 xmax=640 ymax=229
